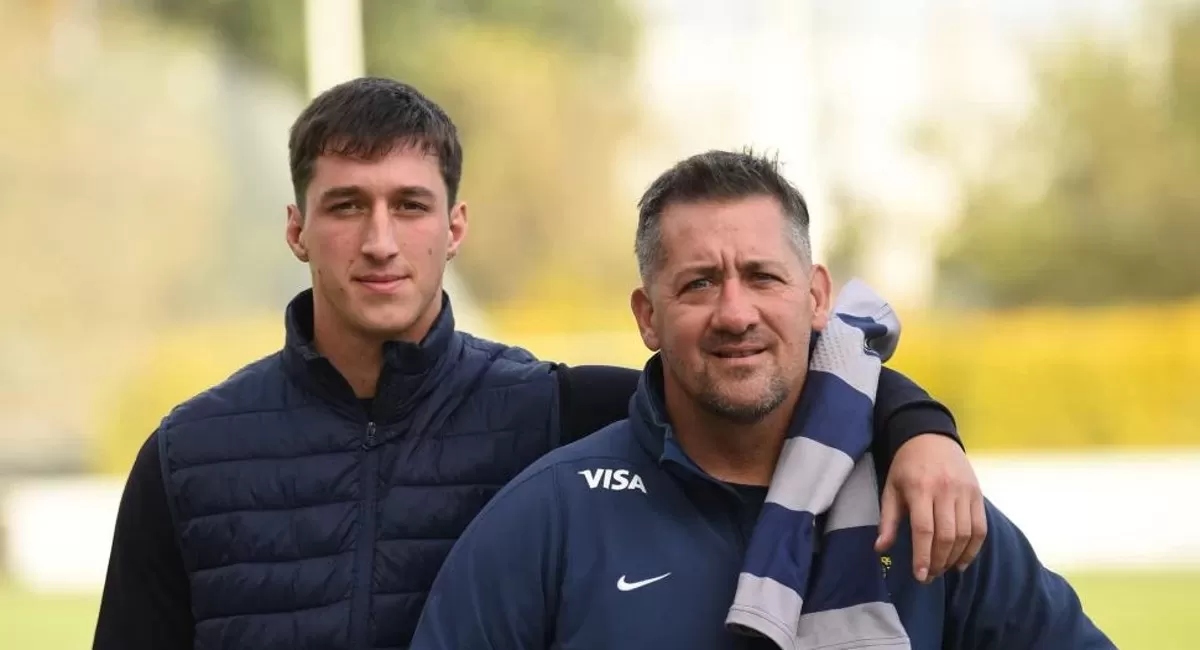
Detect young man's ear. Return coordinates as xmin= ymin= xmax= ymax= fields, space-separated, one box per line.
xmin=446 ymin=201 xmax=469 ymax=261
xmin=286 ymin=205 xmax=309 ymax=262
xmin=630 ymin=287 xmax=661 ymax=351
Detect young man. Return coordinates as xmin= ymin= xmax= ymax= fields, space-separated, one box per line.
xmin=410 ymin=150 xmax=1113 ymax=650
xmin=93 ymin=79 xmax=986 ymax=650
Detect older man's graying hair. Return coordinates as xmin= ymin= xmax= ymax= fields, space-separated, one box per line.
xmin=634 ymin=149 xmax=812 ymax=283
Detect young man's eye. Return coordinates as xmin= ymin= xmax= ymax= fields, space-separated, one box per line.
xmin=398 ymin=201 xmax=429 ymax=212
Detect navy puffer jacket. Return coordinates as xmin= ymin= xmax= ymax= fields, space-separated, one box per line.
xmin=157 ymin=289 xmax=560 ymax=649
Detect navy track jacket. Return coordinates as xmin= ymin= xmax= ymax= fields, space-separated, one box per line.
xmin=411 ymin=358 xmax=1114 ymax=650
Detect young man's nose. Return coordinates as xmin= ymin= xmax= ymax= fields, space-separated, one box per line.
xmin=361 ymin=206 xmax=400 ymax=260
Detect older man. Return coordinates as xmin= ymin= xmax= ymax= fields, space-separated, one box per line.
xmin=410 ymin=149 xmax=1112 ymax=650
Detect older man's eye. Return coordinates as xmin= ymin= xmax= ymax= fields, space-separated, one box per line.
xmin=682 ymin=278 xmax=712 ymax=292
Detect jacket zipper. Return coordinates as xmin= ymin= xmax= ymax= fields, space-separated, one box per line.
xmin=349 ymin=421 xmax=380 ymax=648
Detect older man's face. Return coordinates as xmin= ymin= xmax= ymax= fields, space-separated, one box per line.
xmin=631 ymin=195 xmax=831 ymax=423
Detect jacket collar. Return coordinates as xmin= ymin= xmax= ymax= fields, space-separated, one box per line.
xmin=629 ymin=354 xmax=704 ymax=473
xmin=280 ymin=288 xmax=460 ymax=424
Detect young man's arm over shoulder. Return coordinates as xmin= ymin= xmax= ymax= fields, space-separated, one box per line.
xmin=410 ymin=466 xmax=563 ymax=650
xmin=943 ymin=499 xmax=1115 ymax=649
xmin=873 ymin=367 xmax=986 ymax=582
xmin=92 ymin=432 xmax=194 ymax=650
xmin=556 ymin=364 xmax=961 ymax=453
xmin=556 ymin=364 xmax=640 ymax=445
xmin=873 ymin=366 xmax=961 ymax=468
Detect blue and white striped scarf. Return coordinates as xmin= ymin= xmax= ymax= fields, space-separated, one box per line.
xmin=725 ymin=279 xmax=911 ymax=650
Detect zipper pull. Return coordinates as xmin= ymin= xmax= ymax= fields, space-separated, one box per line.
xmin=364 ymin=421 xmax=377 ymax=449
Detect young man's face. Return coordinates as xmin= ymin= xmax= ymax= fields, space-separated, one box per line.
xmin=632 ymin=195 xmax=831 ymax=423
xmin=286 ymin=144 xmax=468 ymax=344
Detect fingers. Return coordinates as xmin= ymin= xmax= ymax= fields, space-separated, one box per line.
xmin=908 ymin=488 xmax=935 ymax=583
xmin=943 ymin=493 xmax=972 ymax=574
xmin=876 ymin=483 xmax=902 ymax=552
xmin=957 ymin=492 xmax=988 ymax=571
xmin=927 ymin=489 xmax=958 ymax=581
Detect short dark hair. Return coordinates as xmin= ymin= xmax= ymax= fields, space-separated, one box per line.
xmin=288 ymin=77 xmax=463 ymax=210
xmin=634 ymin=148 xmax=811 ymax=281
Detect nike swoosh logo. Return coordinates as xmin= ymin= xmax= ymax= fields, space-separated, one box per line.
xmin=617 ymin=572 xmax=671 ymax=591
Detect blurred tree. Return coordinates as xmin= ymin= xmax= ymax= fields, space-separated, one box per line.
xmin=928 ymin=5 xmax=1200 ymax=308
xmin=823 ymin=186 xmax=878 ymax=282
xmin=0 ymin=3 xmax=226 ymax=419
xmin=139 ymin=0 xmax=643 ymax=305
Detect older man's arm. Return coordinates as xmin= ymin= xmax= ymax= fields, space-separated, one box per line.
xmin=944 ymin=498 xmax=1114 ymax=649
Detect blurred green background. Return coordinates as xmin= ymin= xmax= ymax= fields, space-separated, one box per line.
xmin=1 ymin=0 xmax=1197 ymax=648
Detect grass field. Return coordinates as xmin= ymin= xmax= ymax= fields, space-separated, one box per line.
xmin=1 ymin=570 xmax=1194 ymax=648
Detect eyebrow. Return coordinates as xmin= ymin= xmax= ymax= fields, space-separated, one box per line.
xmin=392 ymin=186 xmax=437 ymax=201
xmin=671 ymin=263 xmax=719 ymax=282
xmin=740 ymin=259 xmax=783 ymax=275
xmin=673 ymin=259 xmax=781 ymax=279
xmin=318 ymin=185 xmax=437 ymax=203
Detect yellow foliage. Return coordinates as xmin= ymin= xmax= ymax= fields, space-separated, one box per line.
xmin=91 ymin=316 xmax=283 ymax=476
xmin=890 ymin=301 xmax=1200 ymax=450
xmin=490 ymin=278 xmax=636 ymax=335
